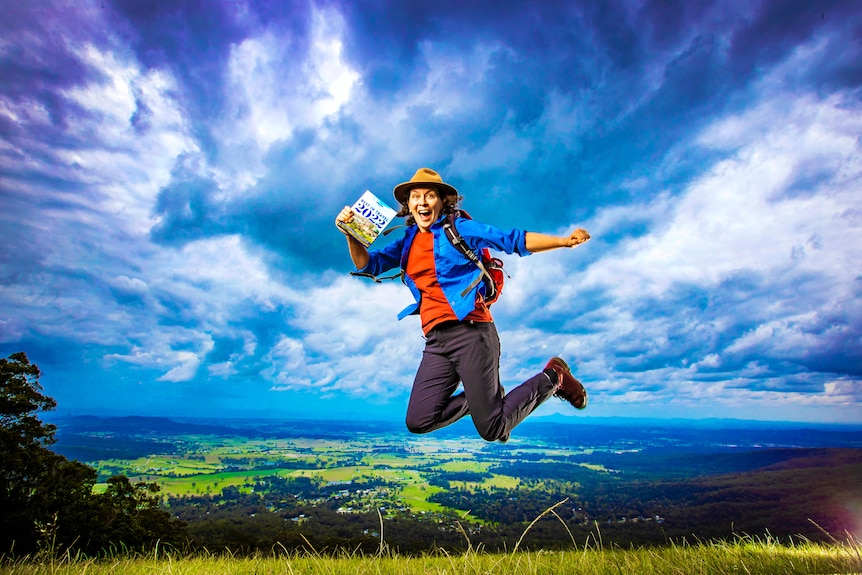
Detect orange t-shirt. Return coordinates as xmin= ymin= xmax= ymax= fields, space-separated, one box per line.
xmin=406 ymin=231 xmax=492 ymax=334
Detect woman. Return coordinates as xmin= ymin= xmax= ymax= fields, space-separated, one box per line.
xmin=336 ymin=168 xmax=590 ymax=442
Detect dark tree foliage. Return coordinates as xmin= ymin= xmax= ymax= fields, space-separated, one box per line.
xmin=1 ymin=352 xmax=75 ymax=553
xmin=0 ymin=352 xmax=187 ymax=556
xmin=73 ymin=476 xmax=188 ymax=554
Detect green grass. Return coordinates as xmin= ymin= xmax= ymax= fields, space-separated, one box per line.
xmin=399 ymin=483 xmax=448 ymax=513
xmin=434 ymin=461 xmax=491 ymax=473
xmin=151 ymin=468 xmax=289 ymax=496
xmin=2 ymin=537 xmax=861 ymax=574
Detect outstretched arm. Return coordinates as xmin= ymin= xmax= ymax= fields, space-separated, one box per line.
xmin=525 ymin=228 xmax=591 ymax=253
xmin=335 ymin=206 xmax=370 ymax=269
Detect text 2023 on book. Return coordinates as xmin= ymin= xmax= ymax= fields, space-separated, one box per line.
xmin=338 ymin=190 xmax=397 ymax=247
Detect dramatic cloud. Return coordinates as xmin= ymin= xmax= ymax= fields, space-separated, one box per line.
xmin=1 ymin=0 xmax=860 ymax=424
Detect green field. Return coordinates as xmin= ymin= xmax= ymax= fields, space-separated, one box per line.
xmin=62 ymin=417 xmax=862 ymax=555
xmin=86 ymin=431 xmax=555 ymax=514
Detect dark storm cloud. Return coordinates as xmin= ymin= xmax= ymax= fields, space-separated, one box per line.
xmin=122 ymin=0 xmax=862 ymax=265
xmin=106 ymin=0 xmax=315 ymax=157
xmin=324 ymin=0 xmax=861 ymax=226
xmin=0 ymin=3 xmax=108 ymax=120
xmin=151 ymin=154 xmax=225 ymax=245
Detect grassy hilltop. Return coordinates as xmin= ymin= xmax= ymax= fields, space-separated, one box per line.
xmin=2 ymin=537 xmax=862 ymax=575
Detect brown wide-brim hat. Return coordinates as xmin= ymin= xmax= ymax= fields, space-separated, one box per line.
xmin=393 ymin=167 xmax=459 ymax=204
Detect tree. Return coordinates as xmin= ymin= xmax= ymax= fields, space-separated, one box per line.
xmin=0 ymin=352 xmax=78 ymax=553
xmin=74 ymin=476 xmax=187 ymax=554
xmin=0 ymin=352 xmax=56 ymax=445
xmin=0 ymin=352 xmax=187 ymax=556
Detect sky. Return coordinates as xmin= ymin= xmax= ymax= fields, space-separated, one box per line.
xmin=1 ymin=0 xmax=861 ymax=426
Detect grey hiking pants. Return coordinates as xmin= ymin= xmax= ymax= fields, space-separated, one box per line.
xmin=405 ymin=320 xmax=557 ymax=441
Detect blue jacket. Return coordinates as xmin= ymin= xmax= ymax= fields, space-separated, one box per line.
xmin=357 ymin=215 xmax=531 ymax=320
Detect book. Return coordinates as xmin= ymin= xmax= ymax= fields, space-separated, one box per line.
xmin=337 ymin=190 xmax=397 ymax=247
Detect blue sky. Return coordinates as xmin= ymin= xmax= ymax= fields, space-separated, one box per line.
xmin=1 ymin=0 xmax=860 ymax=425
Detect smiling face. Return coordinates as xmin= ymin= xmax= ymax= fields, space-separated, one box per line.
xmin=408 ymin=187 xmax=443 ymax=232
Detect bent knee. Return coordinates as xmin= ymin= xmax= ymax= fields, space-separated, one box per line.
xmin=476 ymin=425 xmax=506 ymax=442
xmin=405 ymin=416 xmax=433 ymax=435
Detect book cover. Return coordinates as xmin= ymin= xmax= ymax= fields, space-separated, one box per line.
xmin=337 ymin=190 xmax=397 ymax=247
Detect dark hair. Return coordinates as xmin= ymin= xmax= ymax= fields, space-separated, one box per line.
xmin=396 ymin=186 xmax=463 ymax=227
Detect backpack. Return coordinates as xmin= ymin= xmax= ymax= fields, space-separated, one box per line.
xmin=350 ymin=210 xmax=507 ymax=306
xmin=442 ymin=211 xmax=506 ymax=305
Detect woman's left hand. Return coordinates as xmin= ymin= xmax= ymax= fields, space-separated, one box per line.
xmin=565 ymin=228 xmax=591 ymax=247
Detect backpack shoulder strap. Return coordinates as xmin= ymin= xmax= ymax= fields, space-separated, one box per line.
xmin=443 ymin=213 xmax=497 ymax=300
xmin=443 ymin=214 xmax=480 ymax=264
xmin=349 ymin=270 xmax=404 ymax=283
xmin=349 ymin=228 xmax=410 ymax=284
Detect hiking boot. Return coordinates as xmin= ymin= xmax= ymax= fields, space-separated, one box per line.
xmin=545 ymin=357 xmax=588 ymax=410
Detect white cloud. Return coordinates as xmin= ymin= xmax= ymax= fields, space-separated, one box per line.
xmin=4 ymin=1 xmax=860 ymax=424
xmin=61 ymin=45 xmax=197 ymax=229
xmin=574 ymin=93 xmax=862 ymax=297
xmin=226 ymin=33 xmax=296 ymax=151
xmin=217 ymin=5 xmax=360 ymax=192
xmin=305 ymin=7 xmax=360 ymax=119
xmin=260 ymin=276 xmax=423 ymax=396
xmin=170 ymin=235 xmax=294 ymax=311
xmin=116 ymin=235 xmax=299 ymax=379
xmin=324 ymin=39 xmax=522 ymax=177
xmin=158 ymin=350 xmax=205 ymax=382
xmin=263 ymin=336 xmax=331 ymax=390
xmin=7 ymin=87 xmax=302 ymax=383
xmin=0 ymin=36 xmax=203 ymax=367
xmin=106 ymin=328 xmax=215 ymax=383
xmin=465 ymin=90 xmax=862 ymax=420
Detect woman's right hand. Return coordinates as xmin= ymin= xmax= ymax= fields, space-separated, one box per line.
xmin=335 ymin=206 xmax=354 ymax=230
xmin=336 ymin=206 xmax=370 ymax=268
